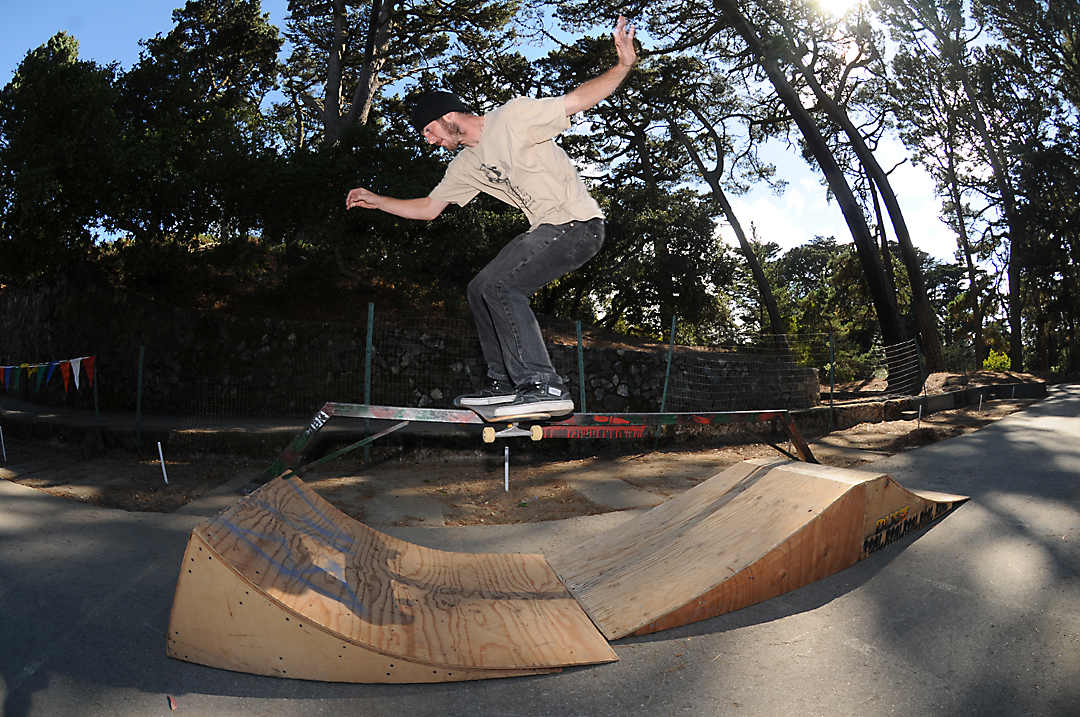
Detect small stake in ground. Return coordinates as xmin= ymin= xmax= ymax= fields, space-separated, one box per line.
xmin=158 ymin=442 xmax=169 ymax=485
xmin=504 ymin=446 xmax=509 ymax=492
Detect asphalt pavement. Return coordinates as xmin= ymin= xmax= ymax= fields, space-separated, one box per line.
xmin=1 ymin=386 xmax=1078 ymax=716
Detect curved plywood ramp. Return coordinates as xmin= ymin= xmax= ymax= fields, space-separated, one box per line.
xmin=546 ymin=458 xmax=967 ymax=640
xmin=167 ymin=472 xmax=616 ymax=683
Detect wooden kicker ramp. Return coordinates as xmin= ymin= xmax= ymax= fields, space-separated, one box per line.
xmin=167 ymin=472 xmax=617 ymax=682
xmin=168 ymin=459 xmax=965 ymax=682
xmin=547 ymin=458 xmax=967 ymax=639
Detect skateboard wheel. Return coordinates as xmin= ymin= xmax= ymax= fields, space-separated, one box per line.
xmin=530 ymin=425 xmax=542 ymax=441
xmin=482 ymin=427 xmax=495 ymax=443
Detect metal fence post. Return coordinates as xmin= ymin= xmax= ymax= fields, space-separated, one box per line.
xmin=829 ymin=332 xmax=838 ymax=427
xmin=93 ymin=358 xmax=103 ymax=455
xmin=576 ymin=321 xmax=589 ymax=453
xmin=654 ymin=315 xmax=678 ymax=450
xmin=364 ymin=302 xmax=374 ymax=464
xmin=136 ymin=346 xmax=145 ymax=456
xmin=915 ymin=335 xmax=927 ymax=395
xmin=829 ymin=332 xmax=835 ymax=430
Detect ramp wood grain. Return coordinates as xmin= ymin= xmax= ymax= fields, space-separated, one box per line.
xmin=168 ymin=533 xmax=557 ymax=683
xmin=548 ymin=459 xmax=966 ymax=640
xmin=167 ymin=473 xmax=615 ymax=681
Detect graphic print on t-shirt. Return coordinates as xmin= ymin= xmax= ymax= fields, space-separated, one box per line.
xmin=481 ymin=162 xmax=533 ymax=212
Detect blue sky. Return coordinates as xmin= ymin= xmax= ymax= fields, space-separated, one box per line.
xmin=1 ymin=0 xmax=290 ymax=81
xmin=0 ymin=0 xmax=958 ymax=263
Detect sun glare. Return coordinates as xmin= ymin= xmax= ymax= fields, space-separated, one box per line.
xmin=816 ymin=0 xmax=863 ymax=17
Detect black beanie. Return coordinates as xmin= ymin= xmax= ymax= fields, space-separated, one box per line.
xmin=410 ymin=91 xmax=470 ymax=134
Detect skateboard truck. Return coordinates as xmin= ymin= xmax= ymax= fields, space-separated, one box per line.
xmin=470 ymin=406 xmax=560 ymax=443
xmin=482 ymin=422 xmax=544 ymax=443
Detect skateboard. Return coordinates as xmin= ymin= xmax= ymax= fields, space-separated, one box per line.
xmin=256 ymin=403 xmax=819 ymax=483
xmin=467 ymin=403 xmax=573 ymax=443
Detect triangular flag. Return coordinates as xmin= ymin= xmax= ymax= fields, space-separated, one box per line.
xmin=13 ymin=364 xmax=24 ymax=391
xmin=71 ymin=358 xmax=82 ymax=390
xmin=60 ymin=362 xmax=71 ymax=391
xmin=46 ymin=362 xmax=58 ymax=386
xmin=84 ymin=356 xmax=96 ymax=388
xmin=32 ymin=365 xmax=44 ymax=391
xmin=0 ymin=367 xmax=6 ymax=389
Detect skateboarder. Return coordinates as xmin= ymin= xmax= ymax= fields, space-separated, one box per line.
xmin=346 ymin=17 xmax=637 ymax=421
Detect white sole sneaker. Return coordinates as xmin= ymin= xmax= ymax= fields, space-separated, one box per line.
xmin=493 ymin=398 xmax=574 ymax=419
xmin=454 ymin=394 xmax=516 ymax=407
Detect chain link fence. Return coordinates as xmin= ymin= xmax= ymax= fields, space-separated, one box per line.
xmin=1 ymin=310 xmax=929 ymax=428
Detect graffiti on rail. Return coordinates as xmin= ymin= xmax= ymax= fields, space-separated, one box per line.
xmin=544 ymin=425 xmax=652 ymax=440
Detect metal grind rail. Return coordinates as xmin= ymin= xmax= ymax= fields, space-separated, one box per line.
xmin=240 ymin=402 xmax=818 ymax=494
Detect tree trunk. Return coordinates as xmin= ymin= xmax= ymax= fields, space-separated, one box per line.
xmin=342 ymin=0 xmax=395 ymax=129
xmin=957 ymin=72 xmax=1024 ymax=372
xmin=715 ymin=0 xmax=910 ymax=386
xmin=945 ymin=156 xmax=984 ymax=370
xmin=790 ymin=49 xmax=946 ymax=372
xmin=870 ymin=171 xmax=897 ymax=297
xmin=321 ymin=0 xmax=349 ymax=143
xmin=714 ymin=189 xmax=787 ymax=335
xmin=918 ymin=7 xmax=1025 ymax=370
xmin=319 ymin=0 xmax=395 ymax=144
xmin=662 ymin=112 xmax=792 ymax=361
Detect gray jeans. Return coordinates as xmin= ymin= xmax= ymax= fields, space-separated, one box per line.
xmin=467 ymin=218 xmax=604 ymax=387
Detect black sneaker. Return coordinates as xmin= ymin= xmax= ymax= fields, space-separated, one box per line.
xmin=454 ymin=378 xmax=516 ymax=407
xmin=493 ymin=382 xmax=574 ymax=419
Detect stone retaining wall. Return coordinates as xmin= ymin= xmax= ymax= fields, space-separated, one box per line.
xmin=0 ymin=270 xmax=819 ymax=415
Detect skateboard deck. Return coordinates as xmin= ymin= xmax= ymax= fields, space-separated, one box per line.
xmin=466 ymin=403 xmax=573 ymax=443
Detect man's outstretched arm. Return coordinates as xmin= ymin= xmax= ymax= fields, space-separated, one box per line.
xmin=563 ymin=16 xmax=637 ymax=116
xmin=346 ymin=187 xmax=449 ymax=221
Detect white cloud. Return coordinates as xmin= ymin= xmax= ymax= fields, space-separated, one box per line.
xmin=717 ymin=184 xmax=847 ymax=255
xmin=716 ymin=136 xmax=958 ymax=263
xmin=785 ymin=184 xmax=808 ymax=214
xmin=898 ymin=196 xmax=957 ymax=262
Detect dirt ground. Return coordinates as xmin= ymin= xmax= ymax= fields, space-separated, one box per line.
xmin=0 ymin=447 xmax=267 ymax=514
xmin=838 ymin=368 xmax=1043 ymax=394
xmin=0 ymin=380 xmax=1040 ymax=526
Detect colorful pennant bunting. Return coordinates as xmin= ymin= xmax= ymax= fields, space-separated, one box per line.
xmin=0 ymin=355 xmax=96 ymax=394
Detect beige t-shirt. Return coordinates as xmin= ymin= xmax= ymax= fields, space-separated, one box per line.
xmin=428 ymin=96 xmax=604 ymax=230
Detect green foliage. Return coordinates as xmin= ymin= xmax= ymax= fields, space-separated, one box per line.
xmin=763 ymin=236 xmax=885 ymax=343
xmin=1015 ymin=134 xmax=1080 ymax=372
xmin=105 ymin=1 xmax=283 ymax=253
xmin=825 ymin=344 xmax=886 ymax=384
xmin=541 ymin=184 xmax=738 ymax=343
xmin=976 ymin=0 xmax=1080 ymax=109
xmin=0 ymin=33 xmax=122 ymax=283
xmin=983 ymin=349 xmax=1011 ymax=371
xmin=277 ymin=0 xmax=520 ymax=145
xmin=4 ymin=0 xmax=1077 ymax=366
xmin=142 ymin=0 xmax=283 ymax=111
xmin=755 ymin=234 xmax=965 ymax=378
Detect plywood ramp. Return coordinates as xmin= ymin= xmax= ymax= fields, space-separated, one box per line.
xmin=547 ymin=458 xmax=966 ymax=640
xmin=167 ymin=473 xmax=616 ymax=683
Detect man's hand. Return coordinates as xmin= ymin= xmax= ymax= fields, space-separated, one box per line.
xmin=613 ymin=15 xmax=637 ymax=68
xmin=346 ymin=187 xmax=381 ymax=210
xmin=563 ymin=16 xmax=638 ymax=116
xmin=345 ymin=187 xmax=449 ymax=220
